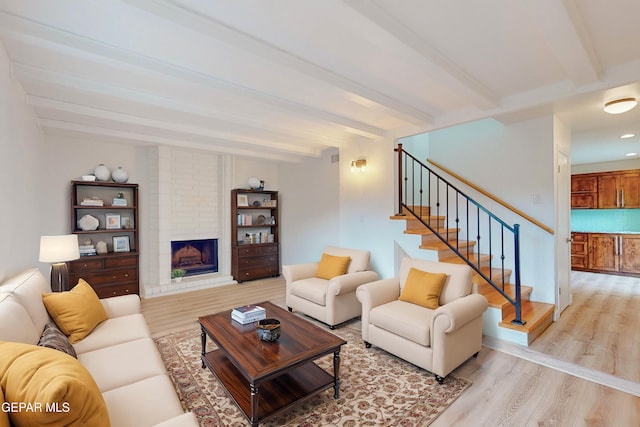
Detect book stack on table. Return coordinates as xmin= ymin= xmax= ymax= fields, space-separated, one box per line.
xmin=231 ymin=305 xmax=266 ymax=324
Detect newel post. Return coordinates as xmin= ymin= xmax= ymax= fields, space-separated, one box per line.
xmin=395 ymin=143 xmax=405 ymax=216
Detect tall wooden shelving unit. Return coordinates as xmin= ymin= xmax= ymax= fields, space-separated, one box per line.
xmin=67 ymin=180 xmax=139 ymax=297
xmin=231 ymin=189 xmax=279 ymax=282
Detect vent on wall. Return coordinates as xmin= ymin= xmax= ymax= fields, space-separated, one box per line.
xmin=331 ymin=153 xmax=339 ymax=163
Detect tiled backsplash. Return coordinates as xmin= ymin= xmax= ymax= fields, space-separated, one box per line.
xmin=571 ymin=209 xmax=640 ymax=232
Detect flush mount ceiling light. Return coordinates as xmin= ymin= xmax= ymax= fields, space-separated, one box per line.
xmin=603 ymin=98 xmax=638 ymax=114
xmin=620 ymin=133 xmax=635 ymax=139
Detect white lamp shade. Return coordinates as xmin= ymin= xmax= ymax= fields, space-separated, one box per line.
xmin=39 ymin=235 xmax=80 ymax=263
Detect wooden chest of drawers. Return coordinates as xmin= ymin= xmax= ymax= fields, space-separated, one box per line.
xmin=231 ymin=243 xmax=279 ymax=282
xmin=68 ymin=253 xmax=139 ymax=298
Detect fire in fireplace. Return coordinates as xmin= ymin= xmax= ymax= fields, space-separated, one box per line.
xmin=171 ymin=239 xmax=218 ymax=277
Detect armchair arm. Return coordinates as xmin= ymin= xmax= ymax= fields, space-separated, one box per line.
xmin=356 ymin=278 xmax=401 ymax=310
xmin=432 ymin=294 xmax=488 ymax=334
xmin=282 ymin=262 xmax=318 ymax=284
xmin=356 ymin=278 xmax=400 ymax=342
xmin=327 ymin=270 xmax=379 ymax=296
xmin=100 ymin=294 xmax=141 ymax=318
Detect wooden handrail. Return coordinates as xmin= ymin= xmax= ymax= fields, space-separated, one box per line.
xmin=427 ymin=158 xmax=554 ymax=235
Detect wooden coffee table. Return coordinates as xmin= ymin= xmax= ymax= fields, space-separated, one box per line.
xmin=198 ymin=301 xmax=347 ymax=426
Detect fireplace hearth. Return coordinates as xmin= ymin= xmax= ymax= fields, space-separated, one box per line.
xmin=171 ymin=239 xmax=218 ymax=277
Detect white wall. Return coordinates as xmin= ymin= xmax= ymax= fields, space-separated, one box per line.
xmin=572 ymin=158 xmax=640 ymax=174
xmin=424 ymin=117 xmax=557 ymax=304
xmin=278 ymin=148 xmax=340 ymax=265
xmin=0 ymin=43 xmax=44 ymax=280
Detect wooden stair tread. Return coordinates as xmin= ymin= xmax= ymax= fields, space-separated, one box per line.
xmin=404 ymin=227 xmax=459 ymax=235
xmin=390 ymin=214 xmax=442 ymax=221
xmin=440 ymin=252 xmax=491 ymax=265
xmin=476 ymin=282 xmax=533 ymax=307
xmin=419 ymin=240 xmax=476 ymax=250
xmin=499 ymin=301 xmax=555 ymax=345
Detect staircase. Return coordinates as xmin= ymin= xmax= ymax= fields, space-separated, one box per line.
xmin=393 ymin=144 xmax=555 ymax=346
xmin=391 ymin=207 xmax=554 ymax=345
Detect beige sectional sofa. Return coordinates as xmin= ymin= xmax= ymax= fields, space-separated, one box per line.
xmin=0 ymin=268 xmax=198 ymax=427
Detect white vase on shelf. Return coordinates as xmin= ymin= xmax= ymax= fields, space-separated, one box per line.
xmin=112 ymin=167 xmax=129 ymax=183
xmin=94 ymin=164 xmax=111 ymax=181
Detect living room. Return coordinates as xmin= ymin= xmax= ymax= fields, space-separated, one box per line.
xmin=1 ymin=2 xmax=640 ymax=425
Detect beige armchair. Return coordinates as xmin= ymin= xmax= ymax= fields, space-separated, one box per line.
xmin=283 ymin=246 xmax=379 ymax=329
xmin=356 ymin=257 xmax=488 ymax=383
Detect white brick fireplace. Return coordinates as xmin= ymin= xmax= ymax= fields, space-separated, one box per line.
xmin=142 ymin=146 xmax=235 ymax=297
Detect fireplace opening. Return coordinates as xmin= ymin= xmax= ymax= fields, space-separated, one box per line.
xmin=171 ymin=239 xmax=218 ymax=277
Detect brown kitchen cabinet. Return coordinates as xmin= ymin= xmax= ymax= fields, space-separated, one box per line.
xmin=578 ymin=232 xmax=640 ymax=277
xmin=571 ymin=175 xmax=597 ymax=209
xmin=571 ymin=170 xmax=640 ymax=209
xmin=619 ymin=235 xmax=640 ymax=274
xmin=570 ymin=232 xmax=589 ymax=270
xmin=588 ymin=233 xmax=618 ymax=272
xmin=597 ymin=171 xmax=640 ymax=208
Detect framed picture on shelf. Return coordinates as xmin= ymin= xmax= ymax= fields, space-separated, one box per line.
xmin=121 ymin=216 xmax=133 ymax=229
xmin=105 ymin=213 xmax=121 ymax=229
xmin=113 ymin=236 xmax=130 ymax=253
xmin=237 ymin=194 xmax=249 ymax=207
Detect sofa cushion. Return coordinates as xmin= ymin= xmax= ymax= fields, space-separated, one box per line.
xmin=0 ymin=340 xmax=110 ymax=427
xmin=102 ymin=375 xmax=187 ymax=427
xmin=398 ymin=268 xmax=447 ymax=309
xmin=315 ymin=253 xmax=351 ymax=280
xmin=369 ymin=300 xmax=433 ymax=346
xmin=42 ymin=279 xmax=108 ymax=343
xmin=0 ymin=269 xmax=51 ymax=337
xmin=78 ymin=338 xmax=168 ymax=392
xmin=154 ymin=412 xmax=199 ymax=427
xmin=0 ymin=293 xmax=40 ymax=344
xmin=37 ymin=323 xmax=77 ymax=358
xmin=73 ymin=313 xmax=151 ymax=354
xmin=324 ymin=246 xmax=370 ymax=273
xmin=290 ymin=277 xmax=329 ymax=306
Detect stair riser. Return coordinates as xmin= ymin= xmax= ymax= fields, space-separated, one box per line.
xmin=406 ymin=218 xmax=445 ymax=230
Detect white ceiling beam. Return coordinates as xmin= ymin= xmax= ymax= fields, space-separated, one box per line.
xmin=124 ymin=0 xmax=433 ymax=126
xmin=11 ymin=62 xmax=341 ymax=148
xmin=518 ymin=0 xmax=601 ymax=86
xmin=37 ymin=119 xmax=309 ymax=162
xmin=26 ymin=95 xmax=323 ymax=157
xmin=345 ymin=0 xmax=499 ymax=110
xmin=0 ymin=11 xmax=386 ymax=139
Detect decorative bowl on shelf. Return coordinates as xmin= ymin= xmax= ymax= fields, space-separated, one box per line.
xmin=78 ymin=215 xmax=99 ymax=231
xmin=257 ymin=318 xmax=281 ymax=341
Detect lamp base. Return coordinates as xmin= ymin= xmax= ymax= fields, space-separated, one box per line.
xmin=51 ymin=262 xmax=70 ymax=292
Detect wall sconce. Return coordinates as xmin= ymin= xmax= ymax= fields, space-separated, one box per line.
xmin=603 ymin=98 xmax=637 ymax=114
xmin=39 ymin=235 xmax=80 ymax=292
xmin=350 ymin=158 xmax=367 ymax=173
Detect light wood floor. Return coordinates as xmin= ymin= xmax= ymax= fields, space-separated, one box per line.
xmin=141 ymin=271 xmax=640 ymax=426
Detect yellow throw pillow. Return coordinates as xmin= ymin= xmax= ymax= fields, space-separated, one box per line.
xmin=399 ymin=268 xmax=448 ymax=309
xmin=0 ymin=384 xmax=9 ymax=427
xmin=315 ymin=253 xmax=351 ymax=280
xmin=42 ymin=279 xmax=108 ymax=343
xmin=0 ymin=340 xmax=110 ymax=427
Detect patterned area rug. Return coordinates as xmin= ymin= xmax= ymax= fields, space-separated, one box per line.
xmin=154 ymin=325 xmax=470 ymax=426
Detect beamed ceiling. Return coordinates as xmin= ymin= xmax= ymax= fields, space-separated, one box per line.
xmin=2 ymin=0 xmax=640 ymax=164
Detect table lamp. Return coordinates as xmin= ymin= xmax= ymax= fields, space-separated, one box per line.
xmin=39 ymin=235 xmax=80 ymax=292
